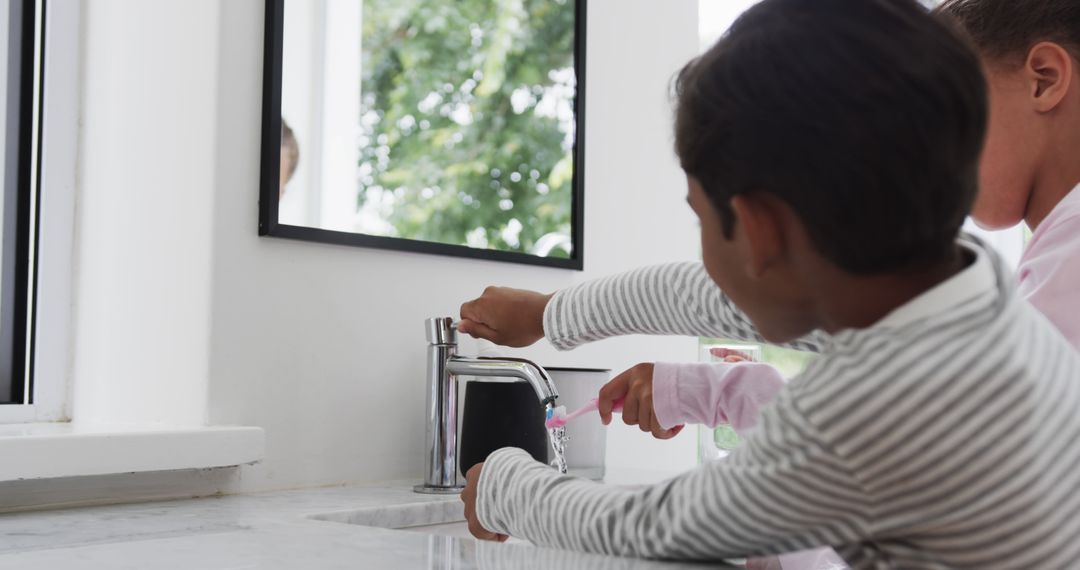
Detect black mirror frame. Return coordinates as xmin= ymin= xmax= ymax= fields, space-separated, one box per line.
xmin=258 ymin=0 xmax=587 ymax=270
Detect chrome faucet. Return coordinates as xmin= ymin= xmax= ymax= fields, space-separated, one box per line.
xmin=415 ymin=317 xmax=559 ymax=494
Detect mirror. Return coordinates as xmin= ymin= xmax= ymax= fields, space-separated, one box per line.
xmin=260 ymin=0 xmax=586 ymax=269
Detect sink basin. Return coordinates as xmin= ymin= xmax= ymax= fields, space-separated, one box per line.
xmin=310 ymin=497 xmax=746 ymax=567
xmin=399 ymin=520 xmax=475 ymax=539
xmin=310 ymin=498 xmax=464 ymax=531
xmin=310 ymin=499 xmax=530 ymax=543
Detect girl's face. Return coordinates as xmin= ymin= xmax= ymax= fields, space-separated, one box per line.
xmin=972 ymin=64 xmax=1042 ymax=230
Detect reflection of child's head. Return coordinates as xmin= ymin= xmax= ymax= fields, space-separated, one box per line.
xmin=675 ymin=0 xmax=987 ymax=341
xmin=280 ymin=118 xmax=300 ymax=198
xmin=938 ymin=0 xmax=1080 ymax=229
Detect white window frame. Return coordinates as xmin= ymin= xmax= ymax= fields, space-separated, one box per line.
xmin=278 ymin=0 xmax=363 ymax=231
xmin=0 ymin=1 xmax=79 ymax=424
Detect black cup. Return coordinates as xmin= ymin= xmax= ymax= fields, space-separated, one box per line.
xmin=459 ymin=381 xmax=549 ymax=474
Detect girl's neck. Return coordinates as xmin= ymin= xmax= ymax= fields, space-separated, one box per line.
xmin=1025 ymin=120 xmax=1080 ymax=230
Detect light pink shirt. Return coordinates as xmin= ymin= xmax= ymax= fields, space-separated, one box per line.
xmin=1017 ymin=183 xmax=1080 ymax=350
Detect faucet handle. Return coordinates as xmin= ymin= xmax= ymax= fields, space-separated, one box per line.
xmin=425 ymin=317 xmax=458 ymax=345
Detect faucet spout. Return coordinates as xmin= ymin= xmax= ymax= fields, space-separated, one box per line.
xmin=416 ymin=317 xmax=560 ymax=494
xmin=446 ymin=356 xmax=559 ymax=407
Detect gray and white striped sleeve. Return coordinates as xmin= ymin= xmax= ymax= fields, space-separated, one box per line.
xmin=543 ymin=261 xmax=828 ymax=352
xmin=475 ymin=393 xmax=873 ymax=562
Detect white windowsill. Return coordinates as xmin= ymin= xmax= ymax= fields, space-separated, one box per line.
xmin=0 ymin=423 xmax=265 ymax=482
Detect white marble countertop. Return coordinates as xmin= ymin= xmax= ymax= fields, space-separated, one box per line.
xmin=0 ymin=479 xmax=734 ymax=569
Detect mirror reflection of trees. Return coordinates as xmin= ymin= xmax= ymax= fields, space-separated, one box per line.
xmin=358 ymin=0 xmax=577 ymax=258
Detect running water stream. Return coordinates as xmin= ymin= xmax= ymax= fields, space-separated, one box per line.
xmin=547 ymin=425 xmax=569 ymax=474
xmin=545 ymin=402 xmax=569 ymax=474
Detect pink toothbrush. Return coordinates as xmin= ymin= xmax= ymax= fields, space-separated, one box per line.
xmin=545 ymin=397 xmax=624 ymax=428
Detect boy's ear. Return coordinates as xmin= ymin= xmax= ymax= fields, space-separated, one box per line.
xmin=1025 ymin=42 xmax=1074 ymax=113
xmin=730 ymin=194 xmax=783 ymax=279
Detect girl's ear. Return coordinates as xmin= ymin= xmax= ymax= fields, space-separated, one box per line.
xmin=730 ymin=194 xmax=783 ymax=279
xmin=1026 ymin=42 xmax=1074 ymax=113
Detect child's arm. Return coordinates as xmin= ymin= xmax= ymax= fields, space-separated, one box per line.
xmin=597 ymin=362 xmax=786 ymax=438
xmin=543 ymin=262 xmax=828 ymax=352
xmin=652 ymin=362 xmax=786 ymax=435
xmin=459 ymin=262 xmax=828 ymax=352
xmin=471 ymin=393 xmax=873 ymax=563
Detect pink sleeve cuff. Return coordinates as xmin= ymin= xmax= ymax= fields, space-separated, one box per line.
xmin=652 ymin=362 xmax=683 ymax=430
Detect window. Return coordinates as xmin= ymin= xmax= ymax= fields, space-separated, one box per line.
xmin=0 ymin=0 xmax=43 ymax=407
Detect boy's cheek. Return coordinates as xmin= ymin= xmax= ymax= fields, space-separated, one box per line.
xmin=705 ymin=254 xmax=813 ymax=343
xmin=702 ymin=250 xmax=755 ymax=317
xmin=700 ymin=239 xmax=736 ymax=291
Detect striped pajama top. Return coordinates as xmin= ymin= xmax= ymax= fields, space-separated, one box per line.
xmin=475 ymin=237 xmax=1080 ymax=569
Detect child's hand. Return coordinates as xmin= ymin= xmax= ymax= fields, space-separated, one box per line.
xmin=599 ymin=363 xmax=685 ymax=440
xmin=459 ymin=287 xmax=553 ymax=348
xmin=461 ymin=462 xmax=509 ymax=542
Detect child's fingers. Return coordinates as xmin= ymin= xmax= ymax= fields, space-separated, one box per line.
xmin=459 ymin=298 xmax=486 ymax=325
xmin=458 ymin=319 xmax=500 ymax=343
xmin=649 ymin=411 xmax=666 ymax=439
xmin=621 ymin=392 xmax=640 ymax=426
xmin=598 ymin=373 xmax=630 ymax=425
xmin=638 ymin=411 xmax=651 ymax=432
xmin=461 ymin=462 xmax=503 ymax=541
xmin=638 ymin=393 xmax=653 ymax=432
xmin=468 ymin=518 xmax=502 ymax=541
xmin=653 ymin=421 xmax=685 ymax=440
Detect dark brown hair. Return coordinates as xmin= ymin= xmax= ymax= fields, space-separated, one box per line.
xmin=676 ymin=0 xmax=987 ymax=274
xmin=937 ymin=0 xmax=1080 ymax=65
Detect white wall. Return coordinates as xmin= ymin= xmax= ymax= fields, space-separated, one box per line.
xmin=69 ymin=0 xmax=701 ymax=496
xmin=71 ymin=0 xmax=220 ymax=427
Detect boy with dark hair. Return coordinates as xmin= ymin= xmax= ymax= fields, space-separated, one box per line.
xmin=458 ymin=0 xmax=1080 ymax=566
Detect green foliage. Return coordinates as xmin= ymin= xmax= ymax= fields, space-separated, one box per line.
xmin=359 ymin=0 xmax=577 ymax=257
